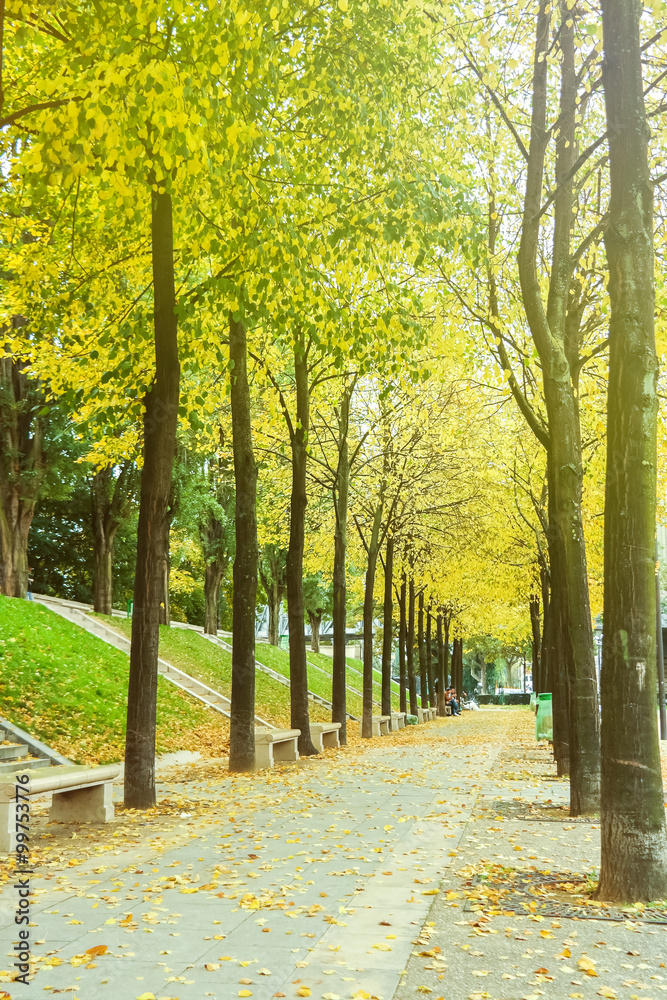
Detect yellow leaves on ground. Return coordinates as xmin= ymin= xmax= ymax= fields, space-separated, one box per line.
xmin=577 ymin=955 xmax=598 ymax=976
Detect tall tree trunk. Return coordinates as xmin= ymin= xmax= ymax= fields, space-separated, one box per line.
xmin=546 ymin=540 xmax=572 ymax=776
xmin=418 ymin=591 xmax=427 ymax=708
xmin=398 ymin=573 xmax=407 ymax=715
xmin=518 ymin=1 xmax=599 ymax=815
xmin=361 ymin=502 xmax=383 ymax=737
xmin=407 ymin=577 xmax=418 ymax=715
xmin=308 ymin=611 xmax=322 ymax=655
xmin=595 ymin=0 xmax=667 ymax=901
xmin=286 ymin=337 xmax=317 ymax=756
xmin=204 ymin=562 xmax=224 ymax=636
xmin=530 ymin=595 xmax=542 ymax=693
xmin=426 ymin=609 xmax=435 ymax=707
xmin=268 ymin=591 xmax=281 ymax=646
xmin=0 ymin=356 xmax=44 ymax=599
xmin=332 ymin=388 xmax=351 ymax=744
xmin=539 ymin=555 xmax=550 ymax=692
xmin=436 ymin=613 xmax=446 ymax=716
xmin=381 ymin=535 xmax=394 ymax=717
xmin=444 ymin=615 xmax=450 ymax=690
xmin=125 ymin=188 xmax=180 ymax=809
xmin=91 ymin=462 xmax=134 ymax=615
xmin=228 ymin=314 xmax=258 ymax=772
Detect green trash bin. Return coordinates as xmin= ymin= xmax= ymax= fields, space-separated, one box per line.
xmin=406 ymin=714 xmax=418 ymax=726
xmin=535 ymin=693 xmax=553 ymax=741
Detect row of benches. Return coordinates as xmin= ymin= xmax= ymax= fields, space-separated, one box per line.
xmin=0 ymin=708 xmax=445 ymax=853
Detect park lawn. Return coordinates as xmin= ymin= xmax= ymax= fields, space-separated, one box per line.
xmin=96 ymin=617 xmax=331 ymax=728
xmin=0 ymin=596 xmax=227 ymax=765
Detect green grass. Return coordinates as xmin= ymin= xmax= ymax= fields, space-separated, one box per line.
xmin=0 ymin=596 xmax=221 ymax=764
xmin=306 ymin=651 xmax=402 ymax=711
xmin=97 ymin=617 xmax=331 ymax=728
xmin=253 ymin=642 xmax=364 ymax=718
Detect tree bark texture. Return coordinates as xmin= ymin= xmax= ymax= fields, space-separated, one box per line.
xmin=517 ymin=2 xmax=600 ymax=814
xmin=286 ymin=338 xmax=318 ymax=756
xmin=426 ymin=609 xmax=435 ymax=708
xmin=0 ymin=354 xmax=44 ymax=599
xmin=91 ymin=463 xmax=134 ymax=615
xmin=407 ymin=577 xmax=418 ymax=715
xmin=398 ymin=573 xmax=407 ymax=715
xmin=308 ymin=612 xmax=322 ymax=655
xmin=361 ymin=501 xmax=383 ymax=738
xmin=332 ymin=387 xmax=351 ymax=744
xmin=381 ymin=535 xmax=394 ymax=717
xmin=228 ymin=314 xmax=258 ymax=772
xmin=436 ymin=613 xmax=446 ymax=716
xmin=596 ymin=0 xmax=667 ymax=901
xmin=125 ymin=188 xmax=180 ymax=809
xmin=530 ymin=595 xmax=542 ymax=693
xmin=418 ymin=591 xmax=426 ymax=708
xmin=259 ymin=546 xmax=287 ymax=647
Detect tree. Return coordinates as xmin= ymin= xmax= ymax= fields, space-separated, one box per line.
xmin=228 ymin=314 xmax=257 ymax=773
xmin=91 ymin=461 xmax=136 ymax=614
xmin=303 ymin=573 xmax=333 ymax=655
xmin=0 ymin=354 xmax=45 ymax=597
xmin=258 ymin=545 xmax=287 ymax=648
xmin=595 ymin=0 xmax=667 ymax=902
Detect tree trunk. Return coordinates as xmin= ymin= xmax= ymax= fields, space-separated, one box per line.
xmin=332 ymin=388 xmax=351 ymax=744
xmin=0 ymin=356 xmax=44 ymax=599
xmin=398 ymin=573 xmax=407 ymax=715
xmin=381 ymin=535 xmax=394 ymax=717
xmin=308 ymin=611 xmax=322 ymax=655
xmin=286 ymin=336 xmax=317 ymax=756
xmin=228 ymin=314 xmax=258 ymax=772
xmin=125 ymin=188 xmax=180 ymax=809
xmin=595 ymin=0 xmax=667 ymax=901
xmin=91 ymin=462 xmax=135 ymax=615
xmin=530 ymin=595 xmax=542 ymax=693
xmin=444 ymin=615 xmax=450 ymax=690
xmin=540 ymin=555 xmax=551 ymax=692
xmin=418 ymin=591 xmax=427 ymax=707
xmin=426 ymin=609 xmax=436 ymax=708
xmin=268 ymin=593 xmax=281 ymax=646
xmin=407 ymin=577 xmax=418 ymax=715
xmin=361 ymin=502 xmax=383 ymax=738
xmin=204 ymin=562 xmax=224 ymax=636
xmin=545 ymin=538 xmax=572 ymax=776
xmin=437 ymin=613 xmax=446 ymax=716
xmin=516 ymin=1 xmax=599 ymax=815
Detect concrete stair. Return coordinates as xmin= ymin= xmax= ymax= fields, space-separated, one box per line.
xmin=0 ymin=726 xmax=55 ymax=773
xmin=32 ymin=595 xmax=271 ymax=727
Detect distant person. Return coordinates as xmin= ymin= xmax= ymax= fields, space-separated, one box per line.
xmin=27 ymin=567 xmax=34 ymax=601
xmin=446 ymin=686 xmax=461 ymax=716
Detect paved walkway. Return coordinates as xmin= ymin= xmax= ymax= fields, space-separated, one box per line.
xmin=2 ymin=711 xmax=666 ymax=1000
xmin=0 ymin=711 xmax=512 ymax=998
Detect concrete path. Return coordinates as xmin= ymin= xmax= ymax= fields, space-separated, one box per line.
xmin=4 ymin=712 xmax=665 ymax=1000
xmin=0 ymin=711 xmax=507 ymax=999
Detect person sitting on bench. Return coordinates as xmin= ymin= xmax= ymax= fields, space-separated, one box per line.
xmin=446 ymin=687 xmax=461 ymax=716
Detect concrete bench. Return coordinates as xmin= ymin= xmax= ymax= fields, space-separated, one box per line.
xmin=0 ymin=763 xmax=120 ymax=852
xmin=254 ymin=728 xmax=300 ymax=769
xmin=358 ymin=715 xmax=391 ymax=737
xmin=417 ymin=707 xmax=436 ymax=723
xmin=310 ymin=722 xmax=341 ymax=751
xmin=390 ymin=712 xmax=406 ymax=731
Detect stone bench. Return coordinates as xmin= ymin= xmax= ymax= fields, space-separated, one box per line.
xmin=390 ymin=712 xmax=406 ymax=731
xmin=310 ymin=722 xmax=341 ymax=751
xmin=358 ymin=715 xmax=391 ymax=737
xmin=417 ymin=707 xmax=436 ymax=723
xmin=0 ymin=763 xmax=120 ymax=852
xmin=254 ymin=728 xmax=300 ymax=769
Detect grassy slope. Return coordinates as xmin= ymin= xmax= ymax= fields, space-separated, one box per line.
xmin=307 ymin=651 xmax=402 ymax=711
xmin=0 ymin=596 xmax=226 ymax=765
xmin=97 ymin=617 xmax=331 ymax=728
xmin=252 ymin=642 xmax=364 ymax=718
